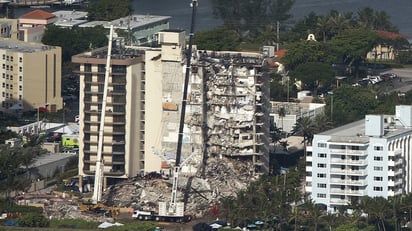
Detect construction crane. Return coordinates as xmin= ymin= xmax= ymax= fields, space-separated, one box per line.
xmin=163 ymin=0 xmax=198 ymax=218
xmin=91 ymin=25 xmax=114 ymax=204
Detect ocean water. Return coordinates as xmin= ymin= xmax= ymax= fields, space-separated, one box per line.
xmin=132 ymin=0 xmax=412 ymax=38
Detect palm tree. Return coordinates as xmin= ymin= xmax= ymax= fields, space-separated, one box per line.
xmin=313 ymin=113 xmax=333 ymax=133
xmin=303 ymin=199 xmax=324 ymax=231
xmin=321 ymin=212 xmax=338 ymax=231
xmin=360 ymin=196 xmax=390 ymax=231
xmin=316 ymin=16 xmax=330 ymax=42
xmin=292 ymin=116 xmax=316 ymax=158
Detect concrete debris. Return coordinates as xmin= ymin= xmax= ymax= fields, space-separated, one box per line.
xmin=97 ymin=157 xmax=257 ymax=218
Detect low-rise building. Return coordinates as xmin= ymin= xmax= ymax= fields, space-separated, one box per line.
xmin=306 ymin=105 xmax=412 ymax=212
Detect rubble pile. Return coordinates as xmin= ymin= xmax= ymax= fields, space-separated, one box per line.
xmin=100 ymin=157 xmax=257 ymax=218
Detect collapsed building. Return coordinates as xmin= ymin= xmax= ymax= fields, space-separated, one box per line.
xmin=192 ymin=51 xmax=271 ymax=173
xmin=71 ymin=29 xmax=272 ymax=218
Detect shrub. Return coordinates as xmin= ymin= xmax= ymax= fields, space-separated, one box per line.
xmin=15 ymin=213 xmax=49 ymax=227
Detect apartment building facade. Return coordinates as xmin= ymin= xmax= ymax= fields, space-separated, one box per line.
xmin=0 ymin=40 xmax=62 ymax=112
xmin=306 ymin=105 xmax=412 ymax=212
xmin=72 ymin=44 xmax=145 ymax=187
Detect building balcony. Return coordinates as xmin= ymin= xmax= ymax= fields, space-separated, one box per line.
xmin=329 ymin=149 xmax=367 ymax=156
xmin=329 ymin=179 xmax=366 ymax=186
xmin=330 ymin=158 xmax=368 ymax=166
xmin=388 ymin=149 xmax=402 ymax=157
xmin=388 ymin=168 xmax=403 ymax=176
xmin=330 ymin=189 xmax=366 ymax=196
xmin=330 ymin=168 xmax=366 ymax=176
xmin=329 ymin=198 xmax=349 ymax=205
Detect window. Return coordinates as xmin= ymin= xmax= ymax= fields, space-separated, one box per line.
xmin=317 ymin=163 xmax=326 ymax=168
xmin=317 ymin=173 xmax=326 ymax=178
xmin=374 ymin=166 xmax=383 ymax=171
xmin=318 ymin=143 xmax=327 ymax=148
xmin=19 ymin=85 xmax=22 ymax=91
xmin=317 ymin=183 xmax=327 ymax=188
xmin=374 ymin=186 xmax=383 ymax=191
xmin=9 ymin=75 xmax=12 ymax=80
xmin=19 ymin=57 xmax=22 ymax=63
xmin=10 ymin=56 xmax=13 ymax=62
xmin=374 ymin=146 xmax=383 ymax=151
xmin=19 ymin=76 xmax=22 ymax=81
xmin=18 ymin=95 xmax=21 ymax=100
xmin=2 ymin=73 xmax=4 ymax=78
xmin=317 ymin=193 xmax=326 ymax=198
xmin=374 ymin=156 xmax=383 ymax=161
xmin=374 ymin=176 xmax=383 ymax=181
xmin=318 ymin=153 xmax=327 ymax=158
xmin=19 ymin=67 xmax=22 ymax=72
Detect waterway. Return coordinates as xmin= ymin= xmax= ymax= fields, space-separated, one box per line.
xmin=132 ymin=0 xmax=412 ymax=38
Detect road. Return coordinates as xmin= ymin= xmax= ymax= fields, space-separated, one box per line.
xmin=379 ymin=68 xmax=412 ymax=93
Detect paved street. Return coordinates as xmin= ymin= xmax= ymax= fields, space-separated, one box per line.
xmin=378 ymin=68 xmax=412 ymax=94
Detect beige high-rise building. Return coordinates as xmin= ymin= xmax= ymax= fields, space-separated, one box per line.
xmin=75 ymin=30 xmax=271 ymax=190
xmin=0 ymin=39 xmax=62 ymax=112
xmin=73 ymin=44 xmax=146 ymax=186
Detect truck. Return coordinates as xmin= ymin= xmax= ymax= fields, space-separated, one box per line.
xmin=132 ymin=206 xmax=192 ymax=223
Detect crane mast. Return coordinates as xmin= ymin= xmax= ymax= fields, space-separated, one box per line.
xmin=92 ymin=25 xmax=114 ymax=203
xmin=164 ymin=0 xmax=198 ymax=217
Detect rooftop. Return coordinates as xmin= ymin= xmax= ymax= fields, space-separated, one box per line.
xmin=107 ymin=14 xmax=171 ymax=30
xmin=0 ymin=40 xmax=56 ymax=53
xmin=20 ymin=9 xmax=56 ymax=20
xmin=319 ymin=114 xmax=412 ymax=141
xmin=30 ymin=152 xmax=77 ymax=168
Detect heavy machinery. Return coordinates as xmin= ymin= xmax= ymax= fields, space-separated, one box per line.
xmin=79 ymin=200 xmax=120 ymax=218
xmin=131 ymin=0 xmax=198 ymax=223
xmin=78 ymin=25 xmax=114 ymax=216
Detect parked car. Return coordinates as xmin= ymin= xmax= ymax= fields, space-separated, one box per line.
xmin=368 ymin=75 xmax=382 ymax=84
xmin=380 ymin=72 xmax=398 ymax=81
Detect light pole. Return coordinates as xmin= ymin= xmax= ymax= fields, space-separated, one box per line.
xmin=36 ymin=106 xmax=40 ymax=134
xmin=329 ymin=91 xmax=333 ymax=121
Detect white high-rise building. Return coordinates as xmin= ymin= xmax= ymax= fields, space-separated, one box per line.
xmin=306 ymin=105 xmax=412 ymax=212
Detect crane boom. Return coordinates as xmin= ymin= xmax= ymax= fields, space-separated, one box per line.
xmin=92 ymin=25 xmax=114 ymax=203
xmin=162 ymin=0 xmax=198 ymax=217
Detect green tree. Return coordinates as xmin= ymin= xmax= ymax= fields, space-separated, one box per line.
xmin=291 ymin=116 xmax=316 ymax=159
xmin=360 ymin=196 xmax=391 ymax=231
xmin=357 ymin=7 xmax=398 ymax=32
xmin=290 ymin=62 xmax=335 ymax=96
xmin=87 ymin=0 xmax=131 ymax=21
xmin=211 ymin=0 xmax=294 ymax=39
xmin=281 ymin=40 xmax=334 ymax=70
xmin=42 ymin=26 xmax=108 ymax=62
xmin=329 ymin=28 xmax=378 ymax=79
xmin=194 ymin=27 xmax=240 ymax=51
xmin=330 ymin=85 xmax=378 ymax=126
xmin=302 ymin=199 xmax=324 ymax=231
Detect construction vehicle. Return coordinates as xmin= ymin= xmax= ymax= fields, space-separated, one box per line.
xmin=131 ymin=0 xmax=198 ymax=223
xmin=79 ymin=200 xmax=120 ymax=218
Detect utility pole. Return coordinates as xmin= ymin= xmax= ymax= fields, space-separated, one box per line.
xmin=276 ymin=21 xmax=280 ymax=51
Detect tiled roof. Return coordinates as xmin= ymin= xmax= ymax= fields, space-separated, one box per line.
xmin=377 ymin=30 xmax=408 ymax=40
xmin=20 ymin=9 xmax=56 ymax=20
